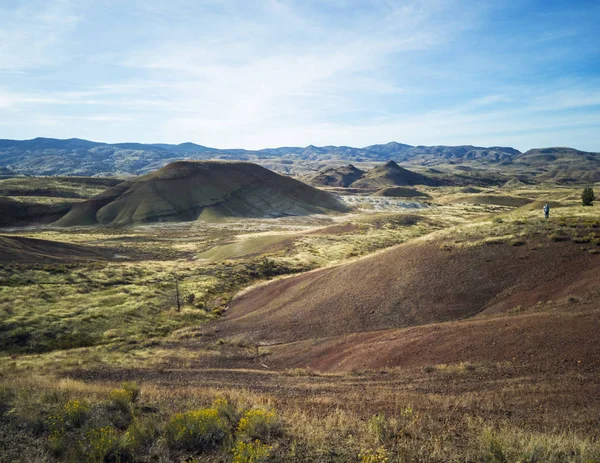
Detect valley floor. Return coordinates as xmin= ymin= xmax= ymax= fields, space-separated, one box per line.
xmin=1 ymin=183 xmax=599 ymax=462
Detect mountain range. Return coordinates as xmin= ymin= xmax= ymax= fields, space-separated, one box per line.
xmin=0 ymin=138 xmax=598 ymax=182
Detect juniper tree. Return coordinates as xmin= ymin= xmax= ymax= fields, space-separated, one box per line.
xmin=582 ymin=187 xmax=595 ymax=206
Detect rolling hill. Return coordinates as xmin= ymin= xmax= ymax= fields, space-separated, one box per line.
xmin=0 ymin=235 xmax=115 ymax=263
xmin=217 ymin=222 xmax=600 ymax=348
xmin=350 ymin=161 xmax=439 ymax=188
xmin=266 ymin=308 xmax=600 ymax=372
xmin=0 ymin=176 xmax=125 ymax=227
xmin=306 ymin=164 xmax=365 ymax=187
xmin=514 ymin=147 xmax=600 ymax=183
xmin=54 ymin=161 xmax=349 ymax=226
xmin=308 ymin=161 xmax=439 ymax=189
xmin=0 ymin=197 xmax=73 ymax=227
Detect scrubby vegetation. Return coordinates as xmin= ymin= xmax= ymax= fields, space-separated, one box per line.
xmin=2 ymin=374 xmax=600 ymax=462
xmin=0 ymin=380 xmax=283 ymax=462
xmin=1 ymin=182 xmax=599 ymax=461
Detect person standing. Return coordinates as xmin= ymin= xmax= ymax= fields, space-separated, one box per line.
xmin=543 ymin=203 xmax=550 ymax=219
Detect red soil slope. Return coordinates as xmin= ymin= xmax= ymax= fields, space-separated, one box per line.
xmin=223 ymin=234 xmax=600 ymax=345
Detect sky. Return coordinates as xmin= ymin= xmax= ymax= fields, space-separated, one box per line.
xmin=0 ymin=0 xmax=599 ymax=151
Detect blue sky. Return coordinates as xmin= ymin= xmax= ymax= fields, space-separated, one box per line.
xmin=0 ymin=0 xmax=599 ymax=151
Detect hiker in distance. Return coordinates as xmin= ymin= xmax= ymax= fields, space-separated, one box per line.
xmin=543 ymin=203 xmax=550 ymax=220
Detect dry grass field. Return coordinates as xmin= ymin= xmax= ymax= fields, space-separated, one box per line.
xmin=1 ymin=177 xmax=599 ymax=462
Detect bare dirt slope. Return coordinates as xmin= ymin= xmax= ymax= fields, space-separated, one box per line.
xmin=55 ymin=161 xmax=349 ymax=226
xmin=221 ymin=231 xmax=600 ymax=345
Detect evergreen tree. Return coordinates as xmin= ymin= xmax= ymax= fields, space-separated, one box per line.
xmin=582 ymin=187 xmax=595 ymax=206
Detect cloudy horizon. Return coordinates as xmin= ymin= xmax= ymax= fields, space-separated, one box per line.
xmin=1 ymin=0 xmax=599 ymax=152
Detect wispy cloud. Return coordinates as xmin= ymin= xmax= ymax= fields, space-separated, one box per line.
xmin=0 ymin=0 xmax=81 ymax=71
xmin=0 ymin=0 xmax=599 ymax=151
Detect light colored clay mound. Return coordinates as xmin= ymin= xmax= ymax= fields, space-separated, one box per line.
xmin=371 ymin=187 xmax=431 ymax=198
xmin=222 ymin=234 xmax=600 ymax=345
xmin=55 ymin=161 xmax=349 ymax=226
xmin=448 ymin=194 xmax=532 ymax=207
xmin=0 ymin=235 xmax=114 ymax=263
xmin=267 ymin=309 xmax=600 ymax=373
xmin=351 ymin=161 xmax=438 ymax=188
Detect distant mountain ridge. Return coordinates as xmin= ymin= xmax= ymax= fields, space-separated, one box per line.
xmin=0 ymin=137 xmax=520 ymax=176
xmin=0 ymin=138 xmax=597 ymax=181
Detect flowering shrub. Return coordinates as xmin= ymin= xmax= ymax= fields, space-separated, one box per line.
xmin=232 ymin=440 xmax=272 ymax=463
xmin=123 ymin=416 xmax=160 ymax=452
xmin=165 ymin=408 xmax=228 ymax=451
xmin=87 ymin=426 xmax=121 ymax=463
xmin=213 ymin=396 xmax=241 ymax=427
xmin=236 ymin=408 xmax=281 ymax=442
xmin=109 ymin=388 xmax=134 ymax=413
xmin=47 ymin=399 xmax=89 ymax=439
xmin=63 ymin=399 xmax=89 ymax=427
xmin=121 ymin=381 xmax=140 ymax=402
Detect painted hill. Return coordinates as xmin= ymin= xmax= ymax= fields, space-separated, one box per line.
xmin=307 ymin=164 xmax=365 ymax=187
xmin=54 ymin=161 xmax=349 ymax=226
xmin=351 ymin=161 xmax=438 ymax=188
xmin=218 ymin=224 xmax=600 ymax=346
